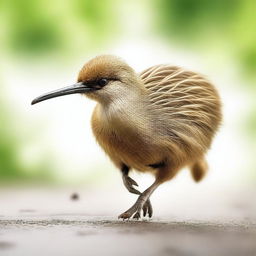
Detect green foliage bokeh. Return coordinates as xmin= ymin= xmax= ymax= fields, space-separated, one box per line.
xmin=0 ymin=0 xmax=255 ymax=183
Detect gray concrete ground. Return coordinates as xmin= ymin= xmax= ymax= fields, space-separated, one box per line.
xmin=1 ymin=216 xmax=256 ymax=256
xmin=0 ymin=185 xmax=256 ymax=256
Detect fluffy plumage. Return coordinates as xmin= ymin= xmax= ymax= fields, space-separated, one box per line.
xmin=140 ymin=64 xmax=222 ymax=181
xmin=90 ymin=57 xmax=221 ymax=184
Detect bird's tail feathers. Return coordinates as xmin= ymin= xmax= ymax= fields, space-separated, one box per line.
xmin=190 ymin=158 xmax=208 ymax=182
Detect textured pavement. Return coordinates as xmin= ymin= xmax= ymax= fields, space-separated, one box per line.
xmin=0 ymin=185 xmax=256 ymax=256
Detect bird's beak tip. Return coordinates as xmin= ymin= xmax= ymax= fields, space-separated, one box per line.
xmin=31 ymin=99 xmax=38 ymax=105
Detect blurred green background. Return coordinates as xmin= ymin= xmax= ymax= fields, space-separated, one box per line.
xmin=0 ymin=0 xmax=255 ymax=185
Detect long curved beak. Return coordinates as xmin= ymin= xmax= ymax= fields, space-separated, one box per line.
xmin=31 ymin=82 xmax=97 ymax=105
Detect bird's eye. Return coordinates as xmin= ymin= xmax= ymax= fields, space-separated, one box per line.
xmin=97 ymin=78 xmax=108 ymax=87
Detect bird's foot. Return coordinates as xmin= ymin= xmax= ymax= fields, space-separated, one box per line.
xmin=118 ymin=199 xmax=153 ymax=220
xmin=122 ymin=175 xmax=140 ymax=194
xmin=121 ymin=173 xmax=153 ymax=219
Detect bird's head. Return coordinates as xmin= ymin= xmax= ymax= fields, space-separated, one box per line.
xmin=31 ymin=55 xmax=144 ymax=106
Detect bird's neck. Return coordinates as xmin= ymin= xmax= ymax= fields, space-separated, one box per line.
xmin=97 ymin=90 xmax=151 ymax=132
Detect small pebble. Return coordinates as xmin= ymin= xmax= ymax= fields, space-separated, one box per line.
xmin=70 ymin=193 xmax=79 ymax=201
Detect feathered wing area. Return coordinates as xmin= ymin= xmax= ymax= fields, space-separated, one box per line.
xmin=140 ymin=65 xmax=222 ymax=164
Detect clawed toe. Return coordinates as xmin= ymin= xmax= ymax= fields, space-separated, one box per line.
xmin=118 ymin=212 xmax=132 ymax=220
xmin=123 ymin=175 xmax=140 ymax=195
xmin=142 ymin=199 xmax=153 ymax=218
xmin=127 ymin=176 xmax=138 ymax=187
xmin=118 ymin=204 xmax=140 ymax=220
xmin=147 ymin=200 xmax=153 ymax=218
xmin=133 ymin=212 xmax=140 ymax=219
xmin=118 ymin=210 xmax=140 ymax=220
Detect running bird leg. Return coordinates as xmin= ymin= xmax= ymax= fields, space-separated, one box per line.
xmin=119 ymin=178 xmax=159 ymax=220
xmin=121 ymin=165 xmax=153 ymax=218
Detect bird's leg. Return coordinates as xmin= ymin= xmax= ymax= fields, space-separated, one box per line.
xmin=121 ymin=165 xmax=140 ymax=195
xmin=121 ymin=165 xmax=153 ymax=217
xmin=118 ymin=179 xmax=160 ymax=220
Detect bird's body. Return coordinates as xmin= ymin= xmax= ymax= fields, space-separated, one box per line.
xmin=91 ymin=62 xmax=221 ymax=183
xmin=32 ymin=55 xmax=222 ymax=219
xmin=91 ymin=93 xmax=162 ymax=175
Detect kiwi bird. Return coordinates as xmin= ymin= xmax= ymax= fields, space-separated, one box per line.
xmin=32 ymin=55 xmax=222 ymax=219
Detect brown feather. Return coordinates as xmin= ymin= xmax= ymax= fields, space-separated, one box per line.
xmin=79 ymin=56 xmax=222 ymax=183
